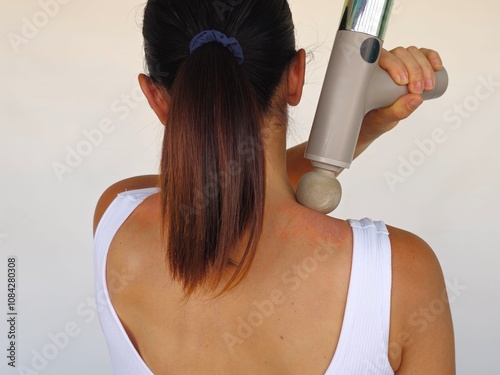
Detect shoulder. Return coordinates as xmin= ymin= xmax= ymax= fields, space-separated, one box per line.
xmin=93 ymin=175 xmax=160 ymax=235
xmin=387 ymin=225 xmax=445 ymax=319
xmin=387 ymin=225 xmax=441 ymax=275
xmin=387 ymin=225 xmax=445 ymax=300
xmin=386 ymin=225 xmax=455 ymax=374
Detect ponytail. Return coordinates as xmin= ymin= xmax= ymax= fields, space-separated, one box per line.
xmin=142 ymin=0 xmax=297 ymax=295
xmin=160 ymin=44 xmax=265 ymax=294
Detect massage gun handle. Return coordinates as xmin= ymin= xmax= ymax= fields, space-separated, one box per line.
xmin=366 ymin=65 xmax=449 ymax=110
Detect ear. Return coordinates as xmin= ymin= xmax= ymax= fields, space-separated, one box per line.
xmin=287 ymin=49 xmax=306 ymax=107
xmin=138 ymin=74 xmax=170 ymax=126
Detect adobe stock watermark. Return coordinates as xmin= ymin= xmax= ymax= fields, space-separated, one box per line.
xmin=7 ymin=0 xmax=72 ymax=54
xmin=366 ymin=276 xmax=466 ymax=373
xmin=391 ymin=0 xmax=416 ymax=16
xmin=16 ymin=267 xmax=135 ymax=375
xmin=384 ymin=74 xmax=499 ymax=192
xmin=179 ymin=137 xmax=264 ymax=221
xmin=212 ymin=0 xmax=242 ymax=22
xmin=223 ymin=236 xmax=334 ymax=354
xmin=408 ymin=277 xmax=466 ymax=334
xmin=51 ymin=85 xmax=146 ymax=183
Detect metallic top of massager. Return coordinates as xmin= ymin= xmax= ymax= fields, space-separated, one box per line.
xmin=339 ymin=0 xmax=394 ymax=39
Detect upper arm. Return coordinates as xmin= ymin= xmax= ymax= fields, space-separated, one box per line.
xmin=387 ymin=226 xmax=456 ymax=375
xmin=93 ymin=175 xmax=160 ymax=235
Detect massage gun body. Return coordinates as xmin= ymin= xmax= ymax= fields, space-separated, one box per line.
xmin=305 ymin=29 xmax=448 ymax=173
xmin=296 ymin=0 xmax=448 ymax=213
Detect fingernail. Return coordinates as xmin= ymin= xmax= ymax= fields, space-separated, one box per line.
xmin=400 ymin=72 xmax=409 ymax=84
xmin=425 ymin=78 xmax=434 ymax=90
xmin=414 ymin=81 xmax=423 ymax=94
xmin=409 ymin=99 xmax=422 ymax=110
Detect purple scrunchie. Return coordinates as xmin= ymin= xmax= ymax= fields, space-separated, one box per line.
xmin=189 ymin=30 xmax=244 ymax=64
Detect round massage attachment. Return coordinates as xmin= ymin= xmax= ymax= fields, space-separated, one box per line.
xmin=296 ymin=168 xmax=342 ymax=214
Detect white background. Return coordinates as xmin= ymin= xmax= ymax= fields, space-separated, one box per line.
xmin=1 ymin=0 xmax=499 ymax=374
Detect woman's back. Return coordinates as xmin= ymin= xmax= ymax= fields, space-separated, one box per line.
xmin=93 ymin=0 xmax=454 ymax=372
xmin=94 ymin=176 xmax=454 ymax=374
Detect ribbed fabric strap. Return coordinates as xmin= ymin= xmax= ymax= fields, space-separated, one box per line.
xmin=94 ymin=188 xmax=160 ymax=375
xmin=324 ymin=218 xmax=394 ymax=375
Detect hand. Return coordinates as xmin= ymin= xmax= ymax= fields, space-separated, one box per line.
xmin=357 ymin=47 xmax=444 ymax=147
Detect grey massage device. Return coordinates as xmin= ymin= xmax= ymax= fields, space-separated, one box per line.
xmin=295 ymin=0 xmax=449 ymax=214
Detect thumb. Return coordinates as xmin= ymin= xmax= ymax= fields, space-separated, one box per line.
xmin=361 ymin=94 xmax=424 ymax=138
xmin=376 ymin=93 xmax=424 ymax=123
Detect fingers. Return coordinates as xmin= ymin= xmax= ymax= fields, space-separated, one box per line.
xmin=379 ymin=46 xmax=443 ymax=95
xmin=391 ymin=46 xmax=427 ymax=94
xmin=420 ymin=48 xmax=443 ymax=71
xmin=378 ymin=49 xmax=410 ymax=86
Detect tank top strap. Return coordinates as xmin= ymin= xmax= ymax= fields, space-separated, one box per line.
xmin=325 ymin=218 xmax=394 ymax=375
xmin=94 ymin=187 xmax=159 ymax=375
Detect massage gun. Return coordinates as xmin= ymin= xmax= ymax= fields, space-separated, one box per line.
xmin=295 ymin=0 xmax=449 ymax=214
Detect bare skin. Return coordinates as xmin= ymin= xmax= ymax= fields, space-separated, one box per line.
xmin=94 ymin=47 xmax=455 ymax=374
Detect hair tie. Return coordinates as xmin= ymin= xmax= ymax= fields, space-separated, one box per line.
xmin=189 ymin=30 xmax=244 ymax=64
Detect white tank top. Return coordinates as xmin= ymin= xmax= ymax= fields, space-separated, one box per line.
xmin=94 ymin=188 xmax=394 ymax=375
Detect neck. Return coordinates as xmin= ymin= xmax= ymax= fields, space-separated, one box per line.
xmin=221 ymin=119 xmax=298 ymax=276
xmin=261 ymin=119 xmax=297 ymax=207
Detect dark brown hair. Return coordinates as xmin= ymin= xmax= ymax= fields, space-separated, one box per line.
xmin=142 ymin=0 xmax=297 ymax=294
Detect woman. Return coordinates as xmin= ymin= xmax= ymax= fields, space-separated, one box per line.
xmin=93 ymin=0 xmax=455 ymax=373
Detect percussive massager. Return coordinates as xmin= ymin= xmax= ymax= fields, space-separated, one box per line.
xmin=295 ymin=0 xmax=449 ymax=214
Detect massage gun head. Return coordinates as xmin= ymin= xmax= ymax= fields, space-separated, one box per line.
xmin=296 ymin=169 xmax=342 ymax=214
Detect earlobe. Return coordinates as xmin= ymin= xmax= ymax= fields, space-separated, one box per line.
xmin=138 ymin=74 xmax=169 ymax=126
xmin=287 ymin=49 xmax=306 ymax=107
